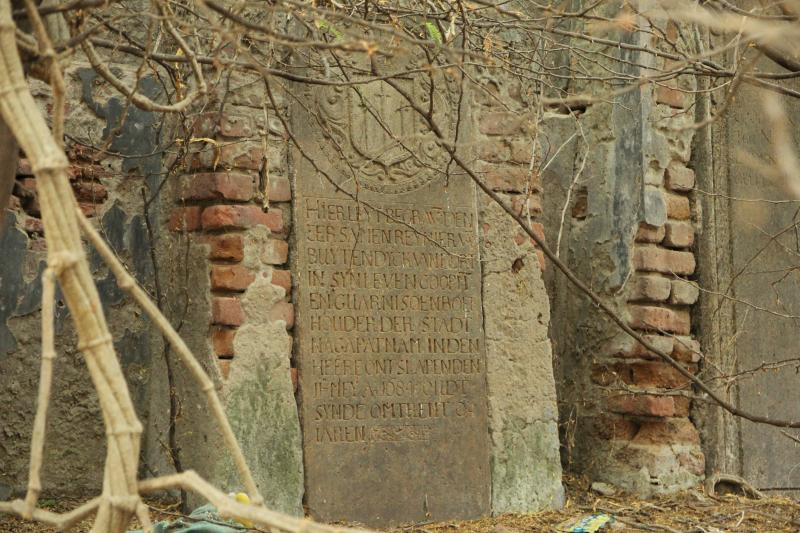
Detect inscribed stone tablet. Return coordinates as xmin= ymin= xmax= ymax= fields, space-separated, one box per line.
xmin=292 ymin=79 xmax=490 ymax=526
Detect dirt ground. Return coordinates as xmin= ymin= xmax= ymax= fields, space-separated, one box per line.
xmin=1 ymin=477 xmax=798 ymax=532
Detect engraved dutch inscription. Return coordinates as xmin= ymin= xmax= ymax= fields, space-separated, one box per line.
xmin=293 ymin=75 xmax=490 ymax=526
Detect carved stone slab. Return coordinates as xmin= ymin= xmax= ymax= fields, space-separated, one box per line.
xmin=292 ymin=78 xmax=490 ymax=526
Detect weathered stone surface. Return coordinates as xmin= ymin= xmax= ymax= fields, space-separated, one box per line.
xmin=480 ymin=201 xmax=564 ymax=513
xmin=217 ymin=277 xmax=304 ymax=515
xmin=643 ymin=186 xmax=667 ymax=227
xmin=669 ymin=279 xmax=700 ymax=305
xmin=584 ymin=441 xmax=703 ymax=497
xmin=717 ymin=78 xmax=800 ymax=490
xmin=629 ymin=274 xmax=671 ymax=302
xmin=606 ymin=332 xmax=675 ymax=360
xmin=591 ymin=482 xmax=617 ymax=497
xmin=665 ymin=162 xmax=695 ymax=192
xmin=672 ymin=336 xmax=701 ymax=363
xmin=636 ymin=223 xmax=665 ymax=244
xmin=292 ymin=78 xmax=490 ymax=526
xmin=663 ymin=221 xmax=694 ymax=249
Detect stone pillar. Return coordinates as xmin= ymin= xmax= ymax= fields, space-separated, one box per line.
xmin=471 ymin=79 xmax=565 ymax=512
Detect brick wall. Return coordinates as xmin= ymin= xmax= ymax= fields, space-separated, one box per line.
xmin=11 ymin=148 xmax=109 ymax=242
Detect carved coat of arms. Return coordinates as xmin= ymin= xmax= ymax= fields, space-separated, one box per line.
xmin=315 ymin=73 xmax=456 ymax=195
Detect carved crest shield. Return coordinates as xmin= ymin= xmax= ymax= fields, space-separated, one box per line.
xmin=315 ymin=71 xmax=455 ymax=194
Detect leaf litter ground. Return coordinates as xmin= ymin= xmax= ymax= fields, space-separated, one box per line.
xmin=1 ymin=476 xmax=798 ymax=532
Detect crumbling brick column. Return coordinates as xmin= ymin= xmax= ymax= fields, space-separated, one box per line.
xmin=168 ymin=111 xmax=293 ymax=383
xmin=164 ymin=80 xmax=303 ymax=514
xmin=543 ymin=18 xmax=706 ymax=495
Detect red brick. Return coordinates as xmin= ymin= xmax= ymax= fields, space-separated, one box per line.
xmin=212 ymin=297 xmax=245 ymax=326
xmin=673 ymin=396 xmax=691 ymax=416
xmin=670 ymin=279 xmax=700 ymax=305
xmin=630 ymin=362 xmax=692 ymax=388
xmin=267 ymin=176 xmax=291 ymax=202
xmin=211 ymin=265 xmax=255 ymax=292
xmin=207 ymin=234 xmax=244 ymax=262
xmin=201 ymin=205 xmax=283 ymax=232
xmin=169 ymin=206 xmax=203 ymax=232
xmin=188 ymin=144 xmax=264 ymax=172
xmin=665 ymin=21 xmax=679 ymax=41
xmin=594 ymin=415 xmax=640 ymax=441
xmin=270 ymin=269 xmax=292 ymax=295
xmin=17 ymin=158 xmax=34 ymax=176
xmin=632 ymin=418 xmax=700 ymax=445
xmin=636 ymin=223 xmax=665 ymax=244
xmin=474 ymin=80 xmax=500 ymax=105
xmin=479 ymin=112 xmax=524 ymax=135
xmin=628 ymin=304 xmax=691 ymax=334
xmin=192 ymin=111 xmax=242 ymax=137
xmin=483 ymin=165 xmax=540 ymax=193
xmin=571 ymin=189 xmax=588 ymax=219
xmin=477 ymin=140 xmax=510 ymax=163
xmin=71 ymin=163 xmax=107 ymax=181
xmin=510 ymin=194 xmax=542 ymax=216
xmin=665 ymin=162 xmax=695 ymax=192
xmin=672 ymin=336 xmax=701 ymax=363
xmin=665 ymin=193 xmax=691 ymax=220
xmin=655 ymin=86 xmax=688 ymax=109
xmin=608 ymin=394 xmax=678 ymax=417
xmin=629 ymin=274 xmax=671 ymax=302
xmin=218 ymin=359 xmax=232 ymax=380
xmin=24 ymin=217 xmax=44 ymax=234
xmin=72 ymin=181 xmax=108 ymax=203
xmin=515 ymin=222 xmax=546 ymax=248
xmin=607 ymin=333 xmax=674 ymax=360
xmin=262 ymin=239 xmax=289 ymax=265
xmin=633 ymin=246 xmax=695 ymax=275
xmin=269 ymin=301 xmax=294 ymax=329
xmin=510 ymin=140 xmax=535 ymax=164
xmin=220 ymin=115 xmax=255 ymax=138
xmin=591 ymin=363 xmax=633 ymax=386
xmin=68 ymin=144 xmax=99 ymax=161
xmin=536 ymin=249 xmax=546 ymax=272
xmin=190 ymin=112 xmax=218 ymax=137
xmin=663 ymin=221 xmax=694 ymax=248
xmin=227 ymin=145 xmax=264 ymax=170
xmin=212 ymin=327 xmax=236 ymax=357
xmin=179 ymin=172 xmax=254 ymax=202
xmin=79 ymin=202 xmax=98 ymax=217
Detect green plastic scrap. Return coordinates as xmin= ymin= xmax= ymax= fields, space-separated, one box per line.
xmin=424 ymin=21 xmax=443 ymax=44
xmin=317 ymin=20 xmax=343 ymax=40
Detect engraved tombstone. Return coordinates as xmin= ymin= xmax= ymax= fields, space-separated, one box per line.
xmin=292 ymin=67 xmax=490 ymax=526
